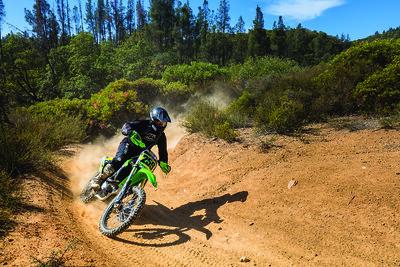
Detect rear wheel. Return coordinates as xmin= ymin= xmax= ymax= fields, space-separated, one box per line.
xmin=80 ymin=175 xmax=97 ymax=204
xmin=99 ymin=186 xmax=146 ymax=237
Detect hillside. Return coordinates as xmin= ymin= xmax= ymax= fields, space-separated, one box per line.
xmin=1 ymin=119 xmax=399 ymax=266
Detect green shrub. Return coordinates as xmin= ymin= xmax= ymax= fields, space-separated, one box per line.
xmin=1 ymin=109 xmax=85 ymax=174
xmin=355 ymin=55 xmax=400 ymax=113
xmin=162 ymin=81 xmax=193 ymax=104
xmin=26 ymin=113 xmax=86 ymax=151
xmin=87 ymin=79 xmax=147 ymax=127
xmin=162 ymin=61 xmax=228 ymax=86
xmin=27 ymin=98 xmax=87 ymax=122
xmin=316 ymin=39 xmax=400 ymax=114
xmin=225 ymin=91 xmax=255 ymax=128
xmin=0 ymin=109 xmax=85 ymax=236
xmin=183 ymin=100 xmax=223 ymax=135
xmin=227 ymin=56 xmax=301 ymax=83
xmin=130 ymin=78 xmax=166 ymax=103
xmin=256 ymin=94 xmax=304 ymax=133
xmin=0 ymin=115 xmax=50 ymax=174
xmin=214 ymin=122 xmax=238 ymax=143
xmin=183 ymin=100 xmax=238 ymax=142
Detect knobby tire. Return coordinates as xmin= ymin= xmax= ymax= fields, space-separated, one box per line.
xmin=99 ymin=186 xmax=146 ymax=237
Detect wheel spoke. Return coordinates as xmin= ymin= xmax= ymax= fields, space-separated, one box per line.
xmin=99 ymin=186 xmax=146 ymax=237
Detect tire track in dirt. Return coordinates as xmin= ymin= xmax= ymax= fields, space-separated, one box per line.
xmin=70 ymin=183 xmax=242 ymax=267
xmin=63 ymin=121 xmax=400 ymax=266
xmin=64 ymin=122 xmax=237 ymax=267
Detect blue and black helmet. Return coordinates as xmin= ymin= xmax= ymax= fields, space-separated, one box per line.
xmin=150 ymin=107 xmax=171 ymax=130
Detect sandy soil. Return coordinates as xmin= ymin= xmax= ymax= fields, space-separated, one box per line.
xmin=1 ymin=119 xmax=400 ymax=266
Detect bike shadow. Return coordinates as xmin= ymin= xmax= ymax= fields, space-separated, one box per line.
xmin=112 ymin=191 xmax=248 ymax=247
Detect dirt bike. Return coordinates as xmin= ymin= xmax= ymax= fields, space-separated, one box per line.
xmin=80 ymin=148 xmax=159 ymax=237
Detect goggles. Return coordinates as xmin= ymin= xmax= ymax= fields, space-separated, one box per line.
xmin=154 ymin=120 xmax=167 ymax=128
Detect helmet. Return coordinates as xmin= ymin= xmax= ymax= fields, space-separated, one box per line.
xmin=150 ymin=107 xmax=171 ymax=130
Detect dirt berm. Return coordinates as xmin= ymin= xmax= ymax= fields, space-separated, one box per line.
xmin=1 ymin=120 xmax=400 ymax=266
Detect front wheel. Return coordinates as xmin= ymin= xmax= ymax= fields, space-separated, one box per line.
xmin=99 ymin=186 xmax=146 ymax=237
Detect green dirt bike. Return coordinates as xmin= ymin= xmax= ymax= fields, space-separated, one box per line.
xmin=80 ymin=148 xmax=160 ymax=237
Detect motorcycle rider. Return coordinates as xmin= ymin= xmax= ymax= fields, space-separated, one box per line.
xmin=90 ymin=107 xmax=172 ymax=193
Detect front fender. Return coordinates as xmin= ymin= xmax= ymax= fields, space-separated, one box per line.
xmin=132 ymin=168 xmax=158 ymax=188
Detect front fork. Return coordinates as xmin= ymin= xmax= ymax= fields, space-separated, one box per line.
xmin=113 ymin=166 xmax=147 ymax=208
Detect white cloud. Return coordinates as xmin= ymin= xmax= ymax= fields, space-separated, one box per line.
xmin=266 ymin=0 xmax=345 ymax=21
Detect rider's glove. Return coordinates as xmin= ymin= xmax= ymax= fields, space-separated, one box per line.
xmin=159 ymin=161 xmax=171 ymax=174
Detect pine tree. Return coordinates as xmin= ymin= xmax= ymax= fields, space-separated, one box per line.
xmin=0 ymin=0 xmax=6 ymax=64
xmin=273 ymin=15 xmax=287 ymax=57
xmin=195 ymin=0 xmax=210 ymax=60
xmin=247 ymin=5 xmax=269 ymax=57
xmin=96 ymin=0 xmax=106 ymax=41
xmin=234 ymin=16 xmax=245 ymax=33
xmin=105 ymin=0 xmax=113 ymax=41
xmin=73 ymin=5 xmax=80 ymax=34
xmin=56 ymin=0 xmax=67 ymax=41
xmin=78 ymin=0 xmax=84 ymax=32
xmin=25 ymin=0 xmax=51 ymax=50
xmin=66 ymin=0 xmax=71 ymax=36
xmin=216 ymin=0 xmax=230 ymax=33
xmin=126 ymin=0 xmax=135 ymax=35
xmin=117 ymin=0 xmax=126 ymax=41
xmin=253 ymin=5 xmax=263 ymax=30
xmin=85 ymin=0 xmax=96 ymax=38
xmin=0 ymin=0 xmax=7 ymax=123
xmin=175 ymin=2 xmax=194 ymax=62
xmin=149 ymin=0 xmax=175 ymax=50
xmin=48 ymin=9 xmax=59 ymax=48
xmin=0 ymin=0 xmax=5 ymax=38
xmin=136 ymin=0 xmax=146 ymax=31
xmin=111 ymin=0 xmax=125 ymax=43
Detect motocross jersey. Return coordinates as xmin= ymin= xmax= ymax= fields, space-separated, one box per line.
xmin=111 ymin=120 xmax=168 ymax=170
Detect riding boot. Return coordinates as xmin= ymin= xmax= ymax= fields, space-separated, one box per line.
xmin=90 ymin=163 xmax=115 ymax=190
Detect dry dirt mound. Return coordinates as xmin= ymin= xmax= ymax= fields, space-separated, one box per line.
xmin=1 ymin=121 xmax=400 ymax=266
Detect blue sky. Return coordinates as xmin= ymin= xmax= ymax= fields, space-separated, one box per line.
xmin=1 ymin=0 xmax=399 ymax=40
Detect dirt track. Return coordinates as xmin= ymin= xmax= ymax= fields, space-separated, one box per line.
xmin=1 ymin=120 xmax=400 ymax=266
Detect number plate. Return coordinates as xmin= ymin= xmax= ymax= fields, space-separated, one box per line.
xmin=139 ymin=151 xmax=157 ymax=171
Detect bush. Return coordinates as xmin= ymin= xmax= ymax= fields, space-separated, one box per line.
xmin=162 ymin=81 xmax=193 ymax=104
xmin=183 ymin=100 xmax=237 ymax=142
xmin=87 ymin=79 xmax=147 ymax=127
xmin=27 ymin=98 xmax=87 ymax=121
xmin=129 ymin=78 xmax=166 ymax=104
xmin=316 ymin=39 xmax=400 ymax=114
xmin=162 ymin=61 xmax=228 ymax=86
xmin=183 ymin=100 xmax=223 ymax=135
xmin=227 ymin=56 xmax=301 ymax=83
xmin=1 ymin=109 xmax=85 ymax=174
xmin=354 ymin=55 xmax=400 ymax=113
xmin=225 ymin=91 xmax=255 ymax=128
xmin=379 ymin=112 xmax=400 ymax=129
xmin=256 ymin=94 xmax=304 ymax=134
xmin=214 ymin=122 xmax=238 ymax=143
xmin=0 ymin=109 xmax=86 ymax=236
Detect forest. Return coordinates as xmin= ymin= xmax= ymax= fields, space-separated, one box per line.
xmin=0 ymin=0 xmax=399 ymax=234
